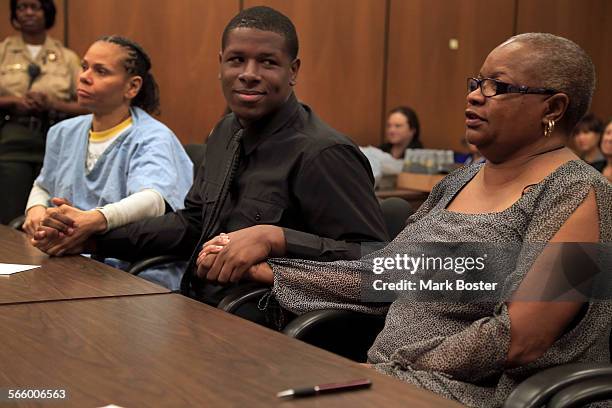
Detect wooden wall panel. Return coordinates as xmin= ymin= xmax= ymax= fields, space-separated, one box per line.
xmin=385 ymin=0 xmax=515 ymax=151
xmin=67 ymin=0 xmax=239 ymax=144
xmin=0 ymin=0 xmax=65 ymax=43
xmin=516 ymin=0 xmax=612 ymax=124
xmin=244 ymin=0 xmax=386 ymax=146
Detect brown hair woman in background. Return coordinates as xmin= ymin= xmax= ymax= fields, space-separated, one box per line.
xmin=379 ymin=106 xmax=423 ymax=159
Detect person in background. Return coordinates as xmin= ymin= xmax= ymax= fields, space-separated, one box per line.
xmin=0 ymin=0 xmax=85 ymax=224
xmin=598 ymin=118 xmax=612 ymax=181
xmin=571 ymin=112 xmax=604 ymax=168
xmin=236 ymin=33 xmax=611 ymax=407
xmin=24 ymin=36 xmax=192 ymax=289
xmin=379 ymin=106 xmax=422 ymax=159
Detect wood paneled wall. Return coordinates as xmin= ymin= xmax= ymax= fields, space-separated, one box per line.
xmin=244 ymin=0 xmax=387 ymax=146
xmin=516 ymin=0 xmax=612 ymax=124
xmin=2 ymin=0 xmax=610 ymax=148
xmin=0 ymin=0 xmax=65 ymax=43
xmin=386 ymin=0 xmax=515 ymax=150
xmin=66 ymin=0 xmax=238 ymax=144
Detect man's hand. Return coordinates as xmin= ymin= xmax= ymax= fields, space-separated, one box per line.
xmin=197 ymin=225 xmax=286 ymax=284
xmin=32 ymin=198 xmax=107 ymax=256
xmin=23 ymin=205 xmax=47 ymax=237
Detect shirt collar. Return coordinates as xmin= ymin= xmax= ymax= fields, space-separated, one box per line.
xmin=7 ymin=35 xmax=56 ymax=61
xmin=231 ymin=92 xmax=300 ymax=156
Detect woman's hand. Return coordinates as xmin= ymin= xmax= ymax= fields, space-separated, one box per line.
xmin=25 ymin=91 xmax=51 ymax=112
xmin=23 ymin=205 xmax=47 ymax=237
xmin=244 ymin=262 xmax=274 ymax=285
xmin=195 ymin=233 xmax=230 ymax=279
xmin=32 ymin=199 xmax=107 ymax=256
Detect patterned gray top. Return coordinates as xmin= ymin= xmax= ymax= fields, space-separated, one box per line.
xmin=271 ymin=160 xmax=612 ymax=407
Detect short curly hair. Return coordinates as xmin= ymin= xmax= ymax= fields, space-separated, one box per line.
xmin=505 ymin=33 xmax=596 ymax=131
xmin=222 ymin=6 xmax=299 ymax=60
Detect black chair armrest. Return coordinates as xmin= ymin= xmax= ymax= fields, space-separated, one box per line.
xmin=217 ymin=283 xmax=270 ymax=313
xmin=548 ymin=376 xmax=612 ymax=408
xmin=8 ymin=214 xmax=26 ymax=231
xmin=128 ymin=255 xmax=186 ymax=276
xmin=217 ymin=283 xmax=283 ymax=328
xmin=503 ymin=363 xmax=612 ymax=408
xmin=282 ymin=309 xmax=386 ymax=363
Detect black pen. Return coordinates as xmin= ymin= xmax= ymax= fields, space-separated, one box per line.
xmin=276 ymin=378 xmax=372 ymax=398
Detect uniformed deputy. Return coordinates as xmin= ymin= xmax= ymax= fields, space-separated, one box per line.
xmin=0 ymin=0 xmax=85 ymax=224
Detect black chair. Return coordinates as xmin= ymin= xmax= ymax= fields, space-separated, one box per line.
xmin=183 ymin=143 xmax=206 ymax=178
xmin=8 ymin=214 xmax=26 ymax=231
xmin=503 ymin=363 xmax=612 ymax=408
xmin=282 ymin=309 xmax=386 ymax=362
xmin=378 ymin=197 xmax=413 ymax=239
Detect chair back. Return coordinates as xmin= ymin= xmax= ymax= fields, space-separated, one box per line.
xmin=183 ymin=144 xmax=206 ymax=177
xmin=379 ymin=197 xmax=413 ymax=239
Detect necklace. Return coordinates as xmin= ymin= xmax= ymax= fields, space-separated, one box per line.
xmin=527 ymin=145 xmax=565 ymax=159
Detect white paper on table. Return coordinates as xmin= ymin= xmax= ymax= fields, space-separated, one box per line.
xmin=0 ymin=263 xmax=40 ymax=275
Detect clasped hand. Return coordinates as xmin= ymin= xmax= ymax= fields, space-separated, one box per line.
xmin=195 ymin=225 xmax=280 ymax=285
xmin=27 ymin=197 xmax=107 ymax=256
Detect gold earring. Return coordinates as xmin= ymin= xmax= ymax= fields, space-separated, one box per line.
xmin=544 ymin=119 xmax=555 ymax=137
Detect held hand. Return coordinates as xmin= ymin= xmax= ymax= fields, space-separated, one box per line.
xmin=31 ymin=226 xmax=86 ymax=256
xmin=195 ymin=234 xmax=230 ymax=279
xmin=203 ymin=225 xmax=285 ymax=284
xmin=35 ymin=204 xmax=107 ymax=256
xmin=23 ymin=205 xmax=47 ymax=237
xmin=37 ymin=197 xmax=78 ymax=236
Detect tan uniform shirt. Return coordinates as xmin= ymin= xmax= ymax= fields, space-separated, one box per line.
xmin=0 ymin=35 xmax=80 ymax=101
xmin=0 ymin=35 xmax=81 ymax=161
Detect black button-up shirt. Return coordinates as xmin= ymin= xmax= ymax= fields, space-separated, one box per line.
xmin=96 ymin=93 xmax=388 ymax=262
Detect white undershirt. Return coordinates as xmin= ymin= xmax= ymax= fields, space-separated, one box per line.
xmin=26 ymin=44 xmax=42 ymax=59
xmin=86 ymin=123 xmax=132 ymax=172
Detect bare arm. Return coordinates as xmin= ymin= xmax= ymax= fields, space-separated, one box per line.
xmin=506 ymin=189 xmax=599 ymax=367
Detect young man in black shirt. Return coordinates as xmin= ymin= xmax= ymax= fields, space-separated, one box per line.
xmin=32 ymin=6 xmax=388 ymax=295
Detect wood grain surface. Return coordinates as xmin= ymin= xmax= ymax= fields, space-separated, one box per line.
xmin=0 ymin=225 xmax=169 ymax=305
xmin=0 ymin=294 xmax=463 ymax=407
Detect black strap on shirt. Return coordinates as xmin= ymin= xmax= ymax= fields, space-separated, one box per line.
xmin=180 ymin=129 xmax=244 ymax=295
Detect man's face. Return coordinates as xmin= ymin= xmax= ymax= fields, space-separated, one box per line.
xmin=220 ymin=28 xmax=300 ymax=126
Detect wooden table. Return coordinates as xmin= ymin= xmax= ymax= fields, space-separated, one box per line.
xmin=0 ymin=225 xmax=169 ymax=305
xmin=0 ymin=294 xmax=461 ymax=407
xmin=396 ymin=173 xmax=445 ymax=193
xmin=376 ymin=173 xmax=446 ymax=209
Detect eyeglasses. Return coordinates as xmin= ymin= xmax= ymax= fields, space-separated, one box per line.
xmin=467 ymin=77 xmax=558 ymax=97
xmin=16 ymin=3 xmax=42 ymax=12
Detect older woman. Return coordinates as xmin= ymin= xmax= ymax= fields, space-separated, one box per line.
xmin=379 ymin=106 xmax=422 ymax=159
xmin=204 ymin=33 xmax=611 ymax=407
xmin=0 ymin=0 xmax=85 ymax=224
xmin=25 ymin=36 xmax=192 ymax=288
